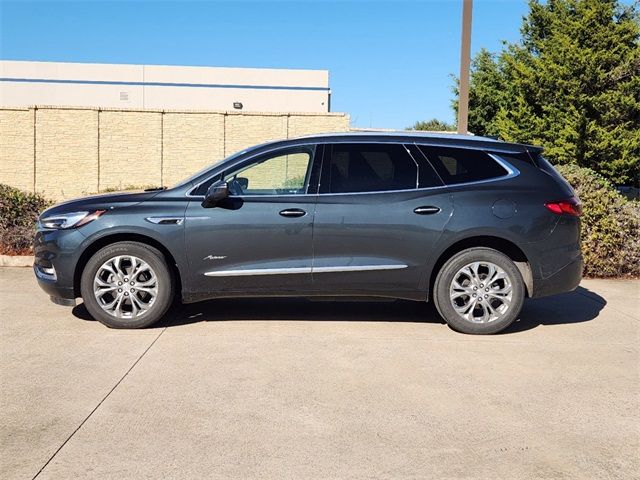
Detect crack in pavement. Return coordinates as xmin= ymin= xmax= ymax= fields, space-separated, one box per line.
xmin=31 ymin=327 xmax=167 ymax=480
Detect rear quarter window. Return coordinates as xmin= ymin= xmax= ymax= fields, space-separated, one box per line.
xmin=418 ymin=146 xmax=508 ymax=185
xmin=529 ymin=153 xmax=575 ymax=194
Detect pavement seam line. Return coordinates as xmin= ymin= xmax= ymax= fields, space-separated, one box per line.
xmin=31 ymin=327 xmax=167 ymax=480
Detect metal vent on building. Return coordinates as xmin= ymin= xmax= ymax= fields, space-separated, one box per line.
xmin=120 ymin=92 xmax=129 ymax=101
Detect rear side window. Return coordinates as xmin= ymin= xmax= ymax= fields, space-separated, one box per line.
xmin=530 ymin=153 xmax=574 ymax=194
xmin=405 ymin=144 xmax=444 ymax=189
xmin=533 ymin=154 xmax=563 ymax=178
xmin=321 ymin=143 xmax=418 ymax=194
xmin=418 ymin=146 xmax=508 ymax=185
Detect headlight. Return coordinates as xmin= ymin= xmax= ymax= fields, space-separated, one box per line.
xmin=40 ymin=210 xmax=106 ymax=229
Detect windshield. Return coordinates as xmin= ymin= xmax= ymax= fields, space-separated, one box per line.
xmin=169 ymin=148 xmax=250 ymax=189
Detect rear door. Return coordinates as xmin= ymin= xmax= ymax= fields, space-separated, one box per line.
xmin=311 ymin=142 xmax=453 ymax=299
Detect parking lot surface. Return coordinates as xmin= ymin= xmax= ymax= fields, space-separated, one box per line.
xmin=1 ymin=267 xmax=638 ymax=479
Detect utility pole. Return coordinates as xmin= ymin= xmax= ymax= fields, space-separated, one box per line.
xmin=457 ymin=0 xmax=473 ymax=134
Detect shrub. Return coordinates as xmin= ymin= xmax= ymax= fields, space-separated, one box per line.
xmin=0 ymin=184 xmax=52 ymax=255
xmin=556 ymin=165 xmax=640 ymax=278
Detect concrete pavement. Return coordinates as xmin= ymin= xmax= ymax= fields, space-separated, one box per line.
xmin=1 ymin=267 xmax=638 ymax=479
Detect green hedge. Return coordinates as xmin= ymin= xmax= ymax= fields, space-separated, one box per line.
xmin=0 ymin=184 xmax=52 ymax=255
xmin=556 ymin=165 xmax=640 ymax=278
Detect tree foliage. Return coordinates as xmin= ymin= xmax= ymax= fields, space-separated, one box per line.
xmin=460 ymin=0 xmax=640 ymax=185
xmin=409 ymin=118 xmax=455 ymax=131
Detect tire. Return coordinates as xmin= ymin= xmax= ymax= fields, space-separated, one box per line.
xmin=80 ymin=241 xmax=174 ymax=329
xmin=433 ymin=247 xmax=525 ymax=334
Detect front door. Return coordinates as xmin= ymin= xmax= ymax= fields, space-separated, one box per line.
xmin=184 ymin=145 xmax=319 ymax=297
xmin=311 ymin=142 xmax=453 ymax=299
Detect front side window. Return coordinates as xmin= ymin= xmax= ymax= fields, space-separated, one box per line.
xmin=190 ymin=147 xmax=316 ymax=197
xmin=418 ymin=146 xmax=508 ymax=185
xmin=209 ymin=148 xmax=313 ymax=196
xmin=321 ymin=143 xmax=418 ymax=194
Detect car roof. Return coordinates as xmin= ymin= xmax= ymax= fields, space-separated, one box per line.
xmin=251 ymin=131 xmax=542 ymax=154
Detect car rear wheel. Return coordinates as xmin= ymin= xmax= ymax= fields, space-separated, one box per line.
xmin=433 ymin=247 xmax=525 ymax=334
xmin=80 ymin=241 xmax=174 ymax=329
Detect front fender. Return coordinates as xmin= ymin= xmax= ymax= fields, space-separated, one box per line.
xmin=74 ymin=218 xmax=189 ymax=297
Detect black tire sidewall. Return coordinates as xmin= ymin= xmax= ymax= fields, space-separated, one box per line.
xmin=80 ymin=242 xmax=173 ymax=329
xmin=434 ymin=248 xmax=525 ymax=335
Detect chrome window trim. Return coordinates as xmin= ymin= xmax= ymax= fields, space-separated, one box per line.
xmin=187 ymin=143 xmax=520 ymax=199
xmin=310 ymin=153 xmax=518 ymax=195
xmin=440 ymin=153 xmax=520 ymax=187
xmin=314 ymin=186 xmax=446 ymax=197
xmin=411 ymin=145 xmax=520 ymax=189
xmin=204 ymin=264 xmax=408 ymax=277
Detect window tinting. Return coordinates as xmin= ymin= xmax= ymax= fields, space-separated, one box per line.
xmin=418 ymin=146 xmax=508 ymax=185
xmin=405 ymin=145 xmax=444 ymax=188
xmin=323 ymin=143 xmax=418 ymax=193
xmin=530 ymin=153 xmax=573 ymax=189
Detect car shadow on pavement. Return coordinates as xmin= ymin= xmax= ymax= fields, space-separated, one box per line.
xmin=72 ymin=286 xmax=606 ymax=333
xmin=502 ymin=286 xmax=606 ymax=333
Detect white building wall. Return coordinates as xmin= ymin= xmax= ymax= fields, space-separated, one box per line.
xmin=0 ymin=60 xmax=330 ymax=112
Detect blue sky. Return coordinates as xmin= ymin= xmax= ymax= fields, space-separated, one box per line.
xmin=0 ymin=0 xmax=530 ymax=129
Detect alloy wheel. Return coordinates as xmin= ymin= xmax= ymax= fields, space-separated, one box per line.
xmin=449 ymin=261 xmax=513 ymax=323
xmin=93 ymin=255 xmax=158 ymax=319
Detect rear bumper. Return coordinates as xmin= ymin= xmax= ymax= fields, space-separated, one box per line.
xmin=531 ymin=254 xmax=583 ymax=298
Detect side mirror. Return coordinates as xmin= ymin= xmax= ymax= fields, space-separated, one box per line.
xmin=236 ymin=176 xmax=249 ymax=190
xmin=201 ymin=182 xmax=230 ymax=208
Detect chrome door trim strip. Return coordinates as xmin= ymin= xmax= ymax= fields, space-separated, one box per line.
xmin=204 ymin=267 xmax=313 ymax=277
xmin=313 ymin=264 xmax=408 ymax=273
xmin=204 ymin=264 xmax=408 ymax=277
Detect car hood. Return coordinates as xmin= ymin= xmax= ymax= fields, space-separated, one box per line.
xmin=40 ymin=190 xmax=162 ymax=218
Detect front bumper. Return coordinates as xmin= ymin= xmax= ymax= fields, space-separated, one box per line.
xmin=33 ymin=227 xmax=85 ymax=305
xmin=34 ymin=264 xmax=76 ymax=304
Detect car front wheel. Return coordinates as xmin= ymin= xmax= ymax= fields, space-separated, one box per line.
xmin=80 ymin=241 xmax=174 ymax=329
xmin=433 ymin=247 xmax=525 ymax=334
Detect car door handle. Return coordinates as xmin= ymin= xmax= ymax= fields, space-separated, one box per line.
xmin=414 ymin=206 xmax=441 ymax=215
xmin=279 ymin=208 xmax=306 ymax=218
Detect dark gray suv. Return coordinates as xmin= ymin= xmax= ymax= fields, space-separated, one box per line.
xmin=33 ymin=133 xmax=582 ymax=334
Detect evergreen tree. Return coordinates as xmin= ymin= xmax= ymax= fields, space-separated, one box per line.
xmin=459 ymin=0 xmax=639 ymax=185
xmin=409 ymin=118 xmax=455 ymax=131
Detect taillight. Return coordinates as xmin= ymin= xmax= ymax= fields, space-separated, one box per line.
xmin=545 ymin=196 xmax=582 ymax=216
